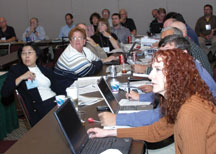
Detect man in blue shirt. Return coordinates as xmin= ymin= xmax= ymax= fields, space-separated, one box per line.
xmin=98 ymin=35 xmax=216 ymax=127
xmin=58 ymin=13 xmax=75 ymax=38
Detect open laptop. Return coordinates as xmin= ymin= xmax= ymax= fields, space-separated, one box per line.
xmin=97 ymin=77 xmax=152 ymax=114
xmin=54 ymin=99 xmax=132 ymax=154
xmin=103 ymin=42 xmax=137 ymax=65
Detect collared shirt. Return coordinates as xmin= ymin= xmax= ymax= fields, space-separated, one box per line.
xmin=58 ymin=24 xmax=75 ymax=38
xmin=195 ymin=15 xmax=216 ymax=36
xmin=187 ymin=37 xmax=213 ymax=76
xmin=22 ymin=25 xmax=46 ymax=41
xmin=0 ymin=25 xmax=16 ymax=40
xmin=111 ymin=25 xmax=130 ymax=43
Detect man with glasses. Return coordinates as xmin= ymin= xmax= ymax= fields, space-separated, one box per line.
xmin=22 ymin=17 xmax=46 ymax=42
xmin=101 ymin=9 xmax=112 ymax=27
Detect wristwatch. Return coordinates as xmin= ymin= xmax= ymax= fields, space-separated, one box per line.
xmin=108 ymin=35 xmax=112 ymax=39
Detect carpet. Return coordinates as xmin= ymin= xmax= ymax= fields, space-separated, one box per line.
xmin=0 ymin=140 xmax=17 ymax=153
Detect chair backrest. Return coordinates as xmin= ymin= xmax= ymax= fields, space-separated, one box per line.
xmin=14 ymin=90 xmax=32 ymax=128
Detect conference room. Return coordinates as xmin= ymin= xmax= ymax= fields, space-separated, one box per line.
xmin=1 ymin=0 xmax=216 ymax=154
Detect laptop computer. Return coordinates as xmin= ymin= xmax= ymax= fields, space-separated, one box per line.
xmin=54 ymin=99 xmax=132 ymax=154
xmin=97 ymin=77 xmax=152 ymax=114
xmin=103 ymin=42 xmax=137 ymax=65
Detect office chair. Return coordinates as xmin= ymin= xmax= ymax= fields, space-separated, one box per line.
xmin=14 ymin=90 xmax=31 ymax=129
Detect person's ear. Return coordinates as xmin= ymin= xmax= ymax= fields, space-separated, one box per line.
xmin=183 ymin=49 xmax=188 ymax=53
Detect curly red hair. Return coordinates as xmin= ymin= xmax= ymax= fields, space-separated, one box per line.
xmin=153 ymin=49 xmax=215 ymax=124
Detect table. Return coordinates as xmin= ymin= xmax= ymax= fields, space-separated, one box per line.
xmin=0 ymin=52 xmax=18 ymax=70
xmin=5 ymin=104 xmax=144 ymax=154
xmin=0 ymin=72 xmax=19 ymax=140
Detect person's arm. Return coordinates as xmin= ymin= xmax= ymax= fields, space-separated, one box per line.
xmin=6 ymin=36 xmax=16 ymax=42
xmin=116 ymin=106 xmax=162 ymax=127
xmin=102 ymin=31 xmax=120 ymax=49
xmin=117 ymin=117 xmax=174 ymax=142
xmin=35 ymin=26 xmax=46 ymax=40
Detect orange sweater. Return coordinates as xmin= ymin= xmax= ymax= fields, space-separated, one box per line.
xmin=117 ymin=95 xmax=216 ymax=154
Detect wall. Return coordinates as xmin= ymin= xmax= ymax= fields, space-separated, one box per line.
xmin=0 ymin=0 xmax=216 ymax=40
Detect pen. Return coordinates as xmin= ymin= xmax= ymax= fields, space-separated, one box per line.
xmin=127 ymin=77 xmax=130 ymax=94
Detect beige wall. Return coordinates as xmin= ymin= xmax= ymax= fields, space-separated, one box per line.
xmin=0 ymin=0 xmax=216 ymax=40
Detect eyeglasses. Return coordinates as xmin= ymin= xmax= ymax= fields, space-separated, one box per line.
xmin=72 ymin=36 xmax=84 ymax=41
xmin=21 ymin=51 xmax=36 ymax=56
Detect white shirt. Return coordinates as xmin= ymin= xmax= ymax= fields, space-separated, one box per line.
xmin=28 ymin=66 xmax=56 ymax=101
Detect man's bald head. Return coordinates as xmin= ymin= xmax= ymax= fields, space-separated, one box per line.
xmin=163 ymin=18 xmax=176 ymax=28
xmin=0 ymin=17 xmax=7 ymax=29
xmin=170 ymin=21 xmax=187 ymax=37
xmin=161 ymin=26 xmax=183 ymax=39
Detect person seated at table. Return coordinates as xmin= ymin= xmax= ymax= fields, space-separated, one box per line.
xmin=54 ymin=27 xmax=103 ymax=93
xmin=163 ymin=12 xmax=199 ymax=45
xmin=87 ymin=12 xmax=101 ymax=37
xmin=22 ymin=17 xmax=46 ymax=42
xmin=119 ymin=9 xmax=137 ymax=35
xmin=76 ymin=23 xmax=116 ymax=62
xmin=0 ymin=17 xmax=16 ymax=43
xmin=149 ymin=8 xmax=166 ymax=34
xmin=98 ymin=35 xmax=216 ymax=127
xmin=91 ymin=18 xmax=120 ymax=52
xmin=111 ymin=13 xmax=131 ymax=43
xmin=1 ymin=44 xmax=58 ymax=126
xmin=88 ymin=48 xmax=216 ymax=154
xmin=58 ymin=13 xmax=75 ymax=38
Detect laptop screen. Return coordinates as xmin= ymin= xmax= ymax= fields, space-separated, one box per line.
xmin=54 ymin=99 xmax=88 ymax=154
xmin=97 ymin=77 xmax=120 ymax=114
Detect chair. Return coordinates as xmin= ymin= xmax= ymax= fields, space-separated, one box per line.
xmin=14 ymin=90 xmax=31 ymax=129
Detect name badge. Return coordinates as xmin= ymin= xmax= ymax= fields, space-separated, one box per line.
xmin=1 ymin=37 xmax=6 ymax=41
xmin=103 ymin=47 xmax=110 ymax=53
xmin=205 ymin=24 xmax=211 ymax=30
xmin=25 ymin=79 xmax=38 ymax=90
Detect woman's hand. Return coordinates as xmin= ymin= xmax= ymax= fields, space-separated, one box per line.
xmin=102 ymin=55 xmax=117 ymax=63
xmin=87 ymin=127 xmax=117 ymax=138
xmin=126 ymin=91 xmax=139 ymax=100
xmin=102 ymin=31 xmax=112 ymax=39
xmin=15 ymin=71 xmax=36 ymax=86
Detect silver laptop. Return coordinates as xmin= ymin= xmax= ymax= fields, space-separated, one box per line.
xmin=54 ymin=99 xmax=132 ymax=154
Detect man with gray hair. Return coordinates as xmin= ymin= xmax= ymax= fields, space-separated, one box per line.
xmin=22 ymin=17 xmax=46 ymax=42
xmin=170 ymin=21 xmax=213 ymax=76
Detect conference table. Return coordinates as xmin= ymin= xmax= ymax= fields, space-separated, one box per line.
xmin=4 ymin=62 xmax=153 ymax=154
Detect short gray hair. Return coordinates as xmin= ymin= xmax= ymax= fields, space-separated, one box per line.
xmin=161 ymin=26 xmax=183 ymax=37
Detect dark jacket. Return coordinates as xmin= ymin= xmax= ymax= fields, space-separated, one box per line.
xmin=1 ymin=63 xmax=58 ymax=126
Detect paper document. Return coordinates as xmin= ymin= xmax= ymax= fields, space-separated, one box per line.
xmin=79 ymin=95 xmax=103 ymax=106
xmin=78 ymin=76 xmax=100 ymax=94
xmin=133 ymin=73 xmax=149 ymax=78
xmin=119 ymin=99 xmax=152 ymax=106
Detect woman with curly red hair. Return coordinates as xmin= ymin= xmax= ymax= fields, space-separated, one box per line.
xmin=88 ymin=49 xmax=216 ymax=154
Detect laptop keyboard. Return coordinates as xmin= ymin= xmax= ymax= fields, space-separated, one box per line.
xmin=81 ymin=137 xmax=132 ymax=154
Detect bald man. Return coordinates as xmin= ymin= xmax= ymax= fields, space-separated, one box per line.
xmin=119 ymin=9 xmax=136 ymax=35
xmin=0 ymin=17 xmax=16 ymax=43
xmin=163 ymin=12 xmax=199 ymax=45
xmin=170 ymin=21 xmax=213 ymax=76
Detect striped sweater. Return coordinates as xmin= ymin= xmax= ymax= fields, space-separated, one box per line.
xmin=55 ymin=44 xmax=102 ymax=77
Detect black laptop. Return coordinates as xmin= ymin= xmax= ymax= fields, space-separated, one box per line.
xmin=104 ymin=42 xmax=137 ymax=65
xmin=97 ymin=77 xmax=152 ymax=114
xmin=54 ymin=99 xmax=132 ymax=154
